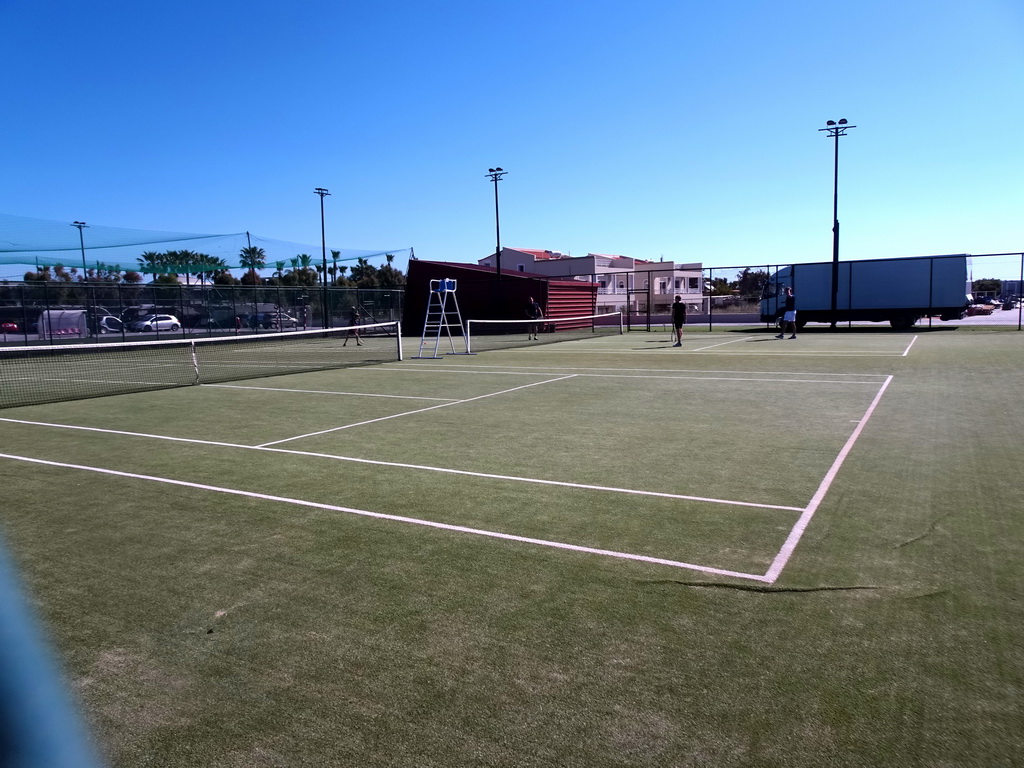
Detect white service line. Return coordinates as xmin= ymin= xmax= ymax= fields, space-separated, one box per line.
xmin=203 ymin=383 xmax=456 ymax=401
xmin=388 ymin=367 xmax=884 ymax=386
xmin=539 ymin=350 xmax=907 ymax=357
xmin=256 ymin=374 xmax=579 ymax=447
xmin=902 ymin=335 xmax=920 ymax=356
xmin=761 ymin=374 xmax=894 ymax=583
xmin=0 ymin=416 xmax=802 ymax=511
xmin=387 ymin=362 xmax=889 ymax=378
xmin=691 ymin=336 xmax=759 ymax=351
xmin=574 ymin=373 xmax=881 ymax=385
xmin=0 ymin=452 xmax=771 ymax=582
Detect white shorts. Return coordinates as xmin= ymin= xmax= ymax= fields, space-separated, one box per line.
xmin=783 ymin=310 xmax=797 ymax=323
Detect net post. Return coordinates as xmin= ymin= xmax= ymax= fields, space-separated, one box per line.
xmin=396 ymin=321 xmax=403 ymax=361
xmin=466 ymin=320 xmax=473 ymax=354
xmin=618 ymin=311 xmax=623 ymax=334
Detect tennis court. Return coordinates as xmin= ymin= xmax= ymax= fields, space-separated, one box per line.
xmin=2 ymin=324 xmax=1023 ymax=766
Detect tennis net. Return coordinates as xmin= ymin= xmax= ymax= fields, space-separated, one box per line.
xmin=0 ymin=322 xmax=402 ymax=409
xmin=465 ymin=312 xmax=622 ymax=353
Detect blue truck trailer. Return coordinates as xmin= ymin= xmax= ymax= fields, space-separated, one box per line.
xmin=760 ymin=254 xmax=971 ymax=330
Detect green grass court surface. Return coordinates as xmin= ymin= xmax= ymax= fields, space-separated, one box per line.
xmin=2 ymin=325 xmax=1023 ymax=766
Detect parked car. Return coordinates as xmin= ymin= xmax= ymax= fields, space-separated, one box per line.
xmin=1 ymin=321 xmax=19 ymax=334
xmin=244 ymin=312 xmax=298 ymax=329
xmin=270 ymin=312 xmax=298 ymax=329
xmin=97 ymin=316 xmax=124 ymax=334
xmin=127 ymin=314 xmax=180 ymax=332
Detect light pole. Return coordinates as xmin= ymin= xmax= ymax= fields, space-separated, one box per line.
xmin=71 ymin=221 xmax=90 ymax=334
xmin=314 ymin=188 xmax=330 ymax=329
xmin=71 ymin=221 xmax=89 ymax=276
xmin=818 ymin=119 xmax=855 ymax=327
xmin=485 ymin=168 xmax=507 ymax=285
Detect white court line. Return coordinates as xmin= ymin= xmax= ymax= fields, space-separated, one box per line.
xmin=761 ymin=374 xmax=894 ymax=583
xmin=384 ymin=367 xmax=884 ymax=386
xmin=566 ymin=373 xmax=880 ymax=385
xmin=0 ymin=417 xmax=802 ymax=511
xmin=902 ymin=335 xmax=920 ymax=356
xmin=256 ymin=374 xmax=579 ymax=447
xmin=535 ymin=350 xmax=908 ymax=357
xmin=0 ymin=452 xmax=770 ymax=582
xmin=203 ymin=383 xmax=456 ymax=402
xmin=690 ymin=336 xmax=759 ymax=351
xmin=385 ymin=362 xmax=889 ymax=378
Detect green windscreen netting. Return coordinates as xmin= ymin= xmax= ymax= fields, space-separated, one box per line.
xmin=0 ymin=213 xmax=410 ymax=275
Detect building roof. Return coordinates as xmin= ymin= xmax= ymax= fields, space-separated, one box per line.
xmin=416 ymin=259 xmax=581 ymax=282
xmin=507 ymin=248 xmax=568 ymax=260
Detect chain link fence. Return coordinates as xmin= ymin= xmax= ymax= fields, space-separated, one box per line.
xmin=2 ymin=252 xmax=1021 ymax=344
xmin=0 ymin=282 xmax=403 ymax=344
xmin=534 ymin=252 xmax=1022 ymax=331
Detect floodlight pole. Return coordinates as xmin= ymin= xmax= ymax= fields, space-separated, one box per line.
xmin=71 ymin=221 xmax=91 ymax=335
xmin=314 ymin=187 xmax=331 ymax=329
xmin=71 ymin=221 xmax=89 ymax=276
xmin=485 ymin=168 xmax=507 ymax=286
xmin=819 ymin=119 xmax=855 ymax=328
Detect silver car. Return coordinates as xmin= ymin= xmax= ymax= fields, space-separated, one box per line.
xmin=128 ymin=314 xmax=180 ymax=332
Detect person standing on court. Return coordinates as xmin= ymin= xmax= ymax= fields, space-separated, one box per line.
xmin=775 ymin=286 xmax=797 ymax=339
xmin=671 ymin=295 xmax=687 ymax=347
xmin=526 ymin=296 xmax=544 ymax=340
xmin=343 ymin=305 xmax=363 ymax=346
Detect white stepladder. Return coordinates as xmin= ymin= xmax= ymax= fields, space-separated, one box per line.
xmin=414 ymin=278 xmax=467 ymax=358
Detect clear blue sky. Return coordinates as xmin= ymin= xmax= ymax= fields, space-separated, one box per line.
xmin=2 ymin=0 xmax=1022 ymax=280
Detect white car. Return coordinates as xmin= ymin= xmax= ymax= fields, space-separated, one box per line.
xmin=97 ymin=316 xmax=124 ymax=334
xmin=129 ymin=314 xmax=180 ymax=332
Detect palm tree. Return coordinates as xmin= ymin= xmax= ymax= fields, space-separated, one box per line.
xmin=239 ymin=246 xmax=267 ymax=283
xmin=137 ymin=250 xmax=168 ymax=276
xmin=196 ymin=254 xmax=229 ymax=285
xmin=167 ymin=249 xmax=200 ymax=285
xmin=350 ymin=257 xmax=380 ymax=287
xmin=331 ymin=250 xmax=341 ymax=285
xmin=378 ymin=253 xmax=405 ymax=287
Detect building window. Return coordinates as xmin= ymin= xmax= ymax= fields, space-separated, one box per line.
xmin=517 ymin=264 xmax=525 ymax=272
xmin=689 ymin=277 xmax=699 ymax=291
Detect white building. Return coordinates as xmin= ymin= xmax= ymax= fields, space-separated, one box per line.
xmin=478 ymin=248 xmax=704 ymax=315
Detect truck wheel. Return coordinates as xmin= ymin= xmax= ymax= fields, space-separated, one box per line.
xmin=889 ymin=314 xmax=917 ymax=330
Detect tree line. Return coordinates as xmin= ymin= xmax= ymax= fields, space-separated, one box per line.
xmin=22 ymin=247 xmax=405 ymax=289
